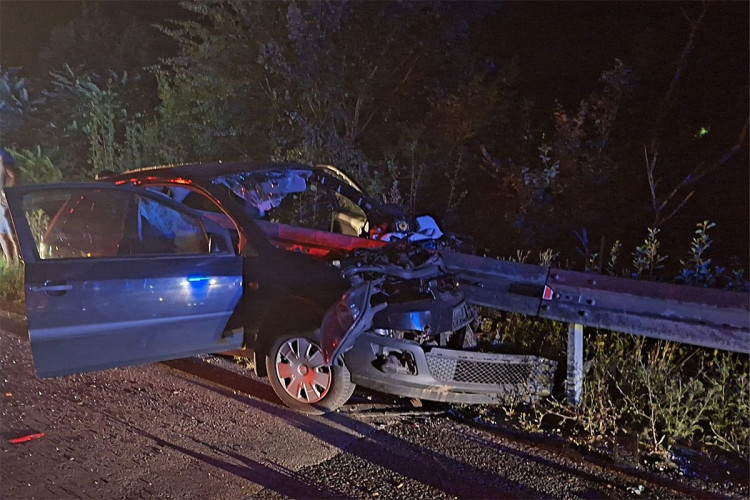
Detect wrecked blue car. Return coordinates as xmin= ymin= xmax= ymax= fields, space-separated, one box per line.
xmin=6 ymin=162 xmax=555 ymax=414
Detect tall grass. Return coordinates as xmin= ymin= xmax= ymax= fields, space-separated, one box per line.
xmin=0 ymin=261 xmax=23 ymax=307
xmin=473 ymin=222 xmax=749 ymax=459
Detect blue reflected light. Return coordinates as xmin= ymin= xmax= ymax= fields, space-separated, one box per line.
xmin=408 ymin=312 xmax=425 ymax=331
xmin=183 ymin=275 xmax=214 ymax=302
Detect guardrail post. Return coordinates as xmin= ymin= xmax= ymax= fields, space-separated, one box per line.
xmin=566 ymin=323 xmax=584 ymax=405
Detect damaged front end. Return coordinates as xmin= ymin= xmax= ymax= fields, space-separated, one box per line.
xmin=320 ymin=243 xmax=557 ymax=405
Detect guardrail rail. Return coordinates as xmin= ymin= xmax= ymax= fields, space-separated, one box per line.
xmin=442 ymin=251 xmax=750 ymax=403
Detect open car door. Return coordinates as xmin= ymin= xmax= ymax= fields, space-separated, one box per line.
xmin=5 ymin=184 xmax=244 ymax=377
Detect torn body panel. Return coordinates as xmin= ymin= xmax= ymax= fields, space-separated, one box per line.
xmin=346 ymin=332 xmax=556 ymax=404
xmin=318 ymin=245 xmax=558 ymax=405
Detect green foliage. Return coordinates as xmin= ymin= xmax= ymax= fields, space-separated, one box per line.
xmin=703 ymin=353 xmax=750 ymax=454
xmin=481 ymin=59 xmax=633 ymax=250
xmin=119 ymin=118 xmax=177 ymax=169
xmin=477 ymin=320 xmax=749 ymax=458
xmin=574 ymin=228 xmax=602 ymax=272
xmin=606 ymin=338 xmax=703 ymax=450
xmin=483 ymin=141 xmax=560 ymax=221
xmin=84 ymin=84 xmax=121 ymax=175
xmin=605 ymin=240 xmax=622 ymax=276
xmin=11 ymin=146 xmax=63 ymax=184
xmin=723 ymin=266 xmax=749 ymax=293
xmin=553 ymin=59 xmax=631 ymax=156
xmin=28 ymin=63 xmax=179 ymax=178
xmin=477 ymin=311 xmax=567 ymax=362
xmin=474 ymin=227 xmax=748 ymax=461
xmin=31 ymin=65 xmax=131 ymax=179
xmin=538 ymin=248 xmax=560 ymax=268
xmin=0 ymin=65 xmax=30 ymax=143
xmin=231 ymin=356 xmax=255 ymax=370
xmin=573 ymin=333 xmax=630 ymax=440
xmin=151 ymin=0 xmax=517 ymax=208
xmin=509 ymin=249 xmax=530 ymax=264
xmin=20 ymin=3 xmax=185 ymax=173
xmin=2 ymin=3 xmax=745 ymax=265
xmin=631 ymin=227 xmax=667 ymax=279
xmin=0 ymin=262 xmax=24 ymax=307
xmin=676 ymin=221 xmax=725 ymax=287
xmin=597 ymin=336 xmax=749 ymax=456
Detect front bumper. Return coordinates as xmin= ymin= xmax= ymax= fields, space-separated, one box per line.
xmin=344 ymin=332 xmax=557 ymax=404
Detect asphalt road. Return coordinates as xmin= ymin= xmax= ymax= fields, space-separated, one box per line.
xmin=0 ymin=310 xmax=743 ymax=499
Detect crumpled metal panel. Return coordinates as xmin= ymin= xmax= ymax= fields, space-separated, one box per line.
xmin=442 ymin=251 xmax=548 ymax=316
xmin=345 ymin=332 xmax=556 ymax=404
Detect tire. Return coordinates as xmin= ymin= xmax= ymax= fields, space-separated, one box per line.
xmin=265 ymin=332 xmax=355 ymax=415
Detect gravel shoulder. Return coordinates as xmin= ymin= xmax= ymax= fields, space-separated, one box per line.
xmin=1 ymin=321 xmax=369 ymax=499
xmin=1 ymin=311 xmax=746 ymax=499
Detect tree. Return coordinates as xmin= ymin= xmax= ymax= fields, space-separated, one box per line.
xmin=28 ymin=65 xmax=129 ymax=179
xmin=154 ymin=1 xmax=501 ymax=197
xmin=0 ymin=66 xmax=30 ymax=145
xmin=477 ymin=59 xmax=633 ymax=251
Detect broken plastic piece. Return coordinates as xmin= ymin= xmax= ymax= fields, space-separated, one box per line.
xmin=9 ymin=432 xmax=45 ymax=444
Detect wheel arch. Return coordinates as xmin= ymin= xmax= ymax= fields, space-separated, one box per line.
xmin=252 ymin=296 xmax=328 ymax=377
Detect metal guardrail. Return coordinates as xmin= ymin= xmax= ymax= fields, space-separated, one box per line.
xmin=541 ymin=269 xmax=749 ymax=354
xmin=443 ymin=251 xmax=750 ymax=354
xmin=442 ymin=252 xmax=549 ymax=316
xmin=443 ymin=251 xmax=749 ymax=404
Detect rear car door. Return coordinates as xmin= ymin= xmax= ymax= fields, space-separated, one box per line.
xmin=5 ymin=184 xmax=244 ymax=377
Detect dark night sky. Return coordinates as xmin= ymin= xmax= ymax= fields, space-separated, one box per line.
xmin=1 ymin=1 xmax=187 ymax=70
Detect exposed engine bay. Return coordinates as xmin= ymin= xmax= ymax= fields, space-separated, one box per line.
xmin=321 ymin=240 xmax=557 ymax=405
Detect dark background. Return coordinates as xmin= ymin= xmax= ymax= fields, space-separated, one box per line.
xmin=1 ymin=1 xmax=747 ymax=269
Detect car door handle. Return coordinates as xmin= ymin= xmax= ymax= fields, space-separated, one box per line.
xmin=29 ymin=282 xmax=73 ymax=294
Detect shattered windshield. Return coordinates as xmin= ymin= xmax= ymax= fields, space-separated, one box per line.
xmin=213 ymin=169 xmax=311 ymax=218
xmin=212 ymin=167 xmax=370 ymax=235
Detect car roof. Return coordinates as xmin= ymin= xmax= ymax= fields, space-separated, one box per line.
xmin=107 ymin=161 xmax=310 ymax=181
xmin=107 ymin=161 xmax=360 ymax=187
xmin=103 ymin=161 xmax=399 ymax=220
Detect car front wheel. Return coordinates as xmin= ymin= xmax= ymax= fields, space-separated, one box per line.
xmin=266 ymin=333 xmax=355 ymax=415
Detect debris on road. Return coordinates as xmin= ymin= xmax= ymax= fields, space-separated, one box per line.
xmin=8 ymin=432 xmax=45 ymax=444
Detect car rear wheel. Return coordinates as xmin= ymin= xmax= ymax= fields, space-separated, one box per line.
xmin=266 ymin=333 xmax=355 ymax=415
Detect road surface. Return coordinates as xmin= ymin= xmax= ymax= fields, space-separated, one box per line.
xmin=0 ymin=309 xmax=743 ymax=499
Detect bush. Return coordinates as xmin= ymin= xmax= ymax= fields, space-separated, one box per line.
xmin=470 ymin=222 xmax=749 ymax=461
xmin=0 ymin=262 xmax=24 ymax=307
xmin=581 ymin=334 xmax=749 ymax=456
xmin=11 ymin=146 xmax=63 ymax=184
xmin=474 ymin=315 xmax=749 ymax=458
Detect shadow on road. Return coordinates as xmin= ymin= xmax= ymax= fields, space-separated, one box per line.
xmin=163 ymin=357 xmax=280 ymax=405
xmin=103 ymin=410 xmax=346 ymax=499
xmin=163 ymin=356 xmax=548 ymax=499
xmin=162 ymin=355 xmax=731 ymax=500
